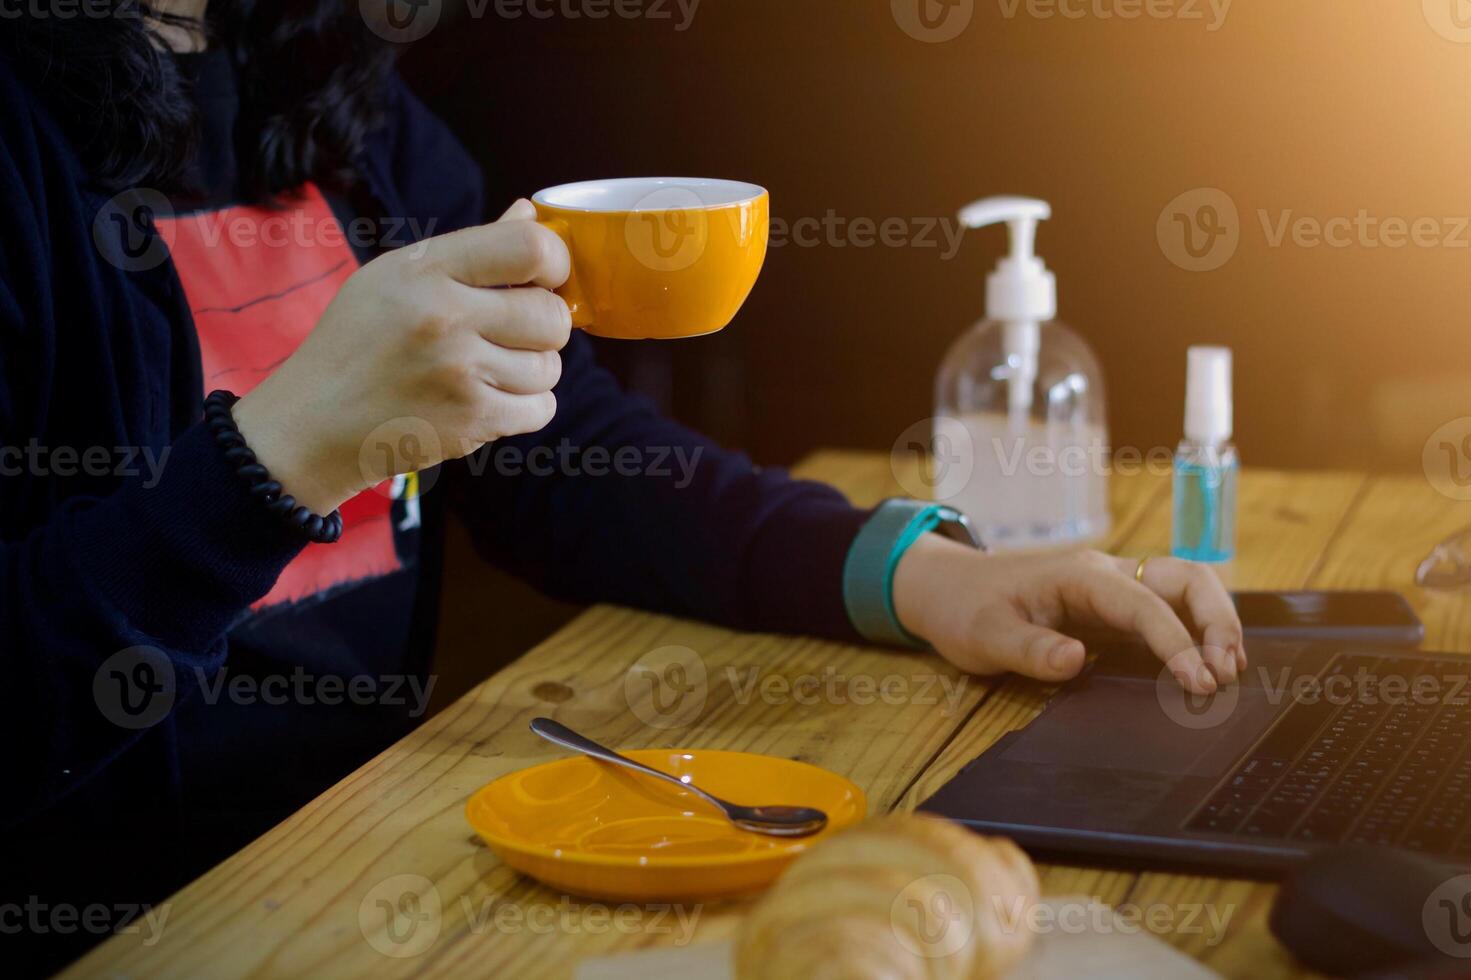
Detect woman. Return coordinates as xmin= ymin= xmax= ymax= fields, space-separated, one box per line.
xmin=0 ymin=2 xmax=1243 ymax=972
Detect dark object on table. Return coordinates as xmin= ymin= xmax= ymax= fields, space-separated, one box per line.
xmin=1270 ymin=845 xmax=1471 ymax=977
xmin=1234 ymin=591 xmax=1424 ymax=646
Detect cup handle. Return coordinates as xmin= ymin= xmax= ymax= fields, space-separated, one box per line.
xmin=536 ymin=218 xmax=593 ymax=330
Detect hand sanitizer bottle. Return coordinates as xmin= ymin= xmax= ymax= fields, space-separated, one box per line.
xmin=1172 ymin=346 xmax=1238 ymax=562
xmin=934 ymin=197 xmax=1109 ymax=551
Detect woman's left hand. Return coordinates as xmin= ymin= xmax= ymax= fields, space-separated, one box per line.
xmin=891 ymin=535 xmax=1246 ymax=695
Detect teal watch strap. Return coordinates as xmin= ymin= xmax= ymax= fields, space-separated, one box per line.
xmin=842 ymin=499 xmax=982 ymax=648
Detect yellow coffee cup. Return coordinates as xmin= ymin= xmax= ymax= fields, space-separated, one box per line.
xmin=532 ymin=178 xmax=769 ymax=340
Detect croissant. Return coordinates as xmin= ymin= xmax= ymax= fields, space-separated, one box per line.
xmin=735 ymin=813 xmax=1039 ymax=980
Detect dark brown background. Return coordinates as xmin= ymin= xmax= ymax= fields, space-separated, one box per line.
xmin=402 ymin=0 xmax=1471 ymax=475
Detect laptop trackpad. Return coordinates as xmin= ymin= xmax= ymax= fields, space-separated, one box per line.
xmin=998 ymin=676 xmax=1277 ymax=777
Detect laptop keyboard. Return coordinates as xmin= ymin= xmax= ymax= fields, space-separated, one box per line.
xmin=1186 ymin=654 xmax=1471 ymax=856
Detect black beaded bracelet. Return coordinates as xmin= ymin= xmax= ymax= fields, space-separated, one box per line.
xmin=204 ymin=390 xmax=344 ymax=545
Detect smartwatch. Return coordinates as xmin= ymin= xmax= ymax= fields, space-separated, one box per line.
xmin=842 ymin=498 xmax=984 ymax=648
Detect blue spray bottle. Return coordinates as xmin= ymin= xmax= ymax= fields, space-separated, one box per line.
xmin=1172 ymin=346 xmax=1238 ymax=563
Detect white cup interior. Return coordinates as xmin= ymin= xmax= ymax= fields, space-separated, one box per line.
xmin=533 ymin=177 xmax=766 ymax=212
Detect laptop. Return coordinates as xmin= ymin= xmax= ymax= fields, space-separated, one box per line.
xmin=920 ymin=639 xmax=1471 ymax=876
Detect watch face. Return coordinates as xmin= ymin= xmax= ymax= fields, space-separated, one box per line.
xmin=934 ymin=510 xmax=985 ymax=550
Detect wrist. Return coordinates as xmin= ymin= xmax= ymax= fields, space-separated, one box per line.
xmin=892 ymin=532 xmax=976 ymax=645
xmin=232 ymin=387 xmax=358 ymax=514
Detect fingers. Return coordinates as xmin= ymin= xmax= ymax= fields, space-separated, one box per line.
xmin=980 ymin=616 xmax=1087 ymax=684
xmin=422 ymin=216 xmax=570 ymax=290
xmin=1065 ymin=564 xmax=1217 ymax=695
xmin=472 ymin=390 xmax=557 ymax=443
xmin=499 ymin=198 xmax=537 ymax=222
xmin=461 ymin=284 xmax=572 ymax=352
xmin=1126 ymin=556 xmax=1247 ymax=682
xmin=480 ymin=346 xmax=562 ymax=396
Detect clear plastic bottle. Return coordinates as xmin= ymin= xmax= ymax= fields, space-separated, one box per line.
xmin=933 ymin=198 xmax=1111 ymax=551
xmin=1172 ymin=347 xmax=1238 ymax=562
xmin=1172 ymin=445 xmax=1239 ymax=562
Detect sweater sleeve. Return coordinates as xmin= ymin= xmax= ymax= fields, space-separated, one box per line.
xmin=0 ymin=97 xmax=307 ymax=820
xmin=1 ymin=398 xmax=307 ymax=823
xmin=448 ymin=333 xmax=870 ymax=641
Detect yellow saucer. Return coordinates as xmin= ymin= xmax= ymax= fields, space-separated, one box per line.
xmin=465 ymin=748 xmax=867 ymax=902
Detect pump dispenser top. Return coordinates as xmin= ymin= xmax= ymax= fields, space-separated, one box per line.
xmin=957 ymin=197 xmax=1057 ymax=413
xmin=933 ymin=195 xmax=1111 ymax=551
xmin=957 ymin=196 xmax=1057 ymax=323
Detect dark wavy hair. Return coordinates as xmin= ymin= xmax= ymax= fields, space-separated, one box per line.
xmin=0 ymin=1 xmax=396 ymax=200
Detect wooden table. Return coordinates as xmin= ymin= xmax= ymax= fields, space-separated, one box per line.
xmin=71 ymin=454 xmax=1471 ymax=979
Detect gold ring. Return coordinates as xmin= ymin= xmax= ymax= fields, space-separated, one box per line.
xmin=1134 ymin=557 xmax=1150 ymax=583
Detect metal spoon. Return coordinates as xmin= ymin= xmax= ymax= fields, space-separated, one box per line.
xmin=529 ymin=718 xmax=828 ymax=838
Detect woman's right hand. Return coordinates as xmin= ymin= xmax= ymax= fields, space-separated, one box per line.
xmin=233 ymin=199 xmax=571 ymax=514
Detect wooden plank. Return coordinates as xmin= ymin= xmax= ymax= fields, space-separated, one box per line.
xmin=1305 ymin=474 xmax=1471 ymax=650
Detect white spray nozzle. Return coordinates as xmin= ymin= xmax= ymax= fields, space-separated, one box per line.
xmin=1185 ymin=346 xmax=1234 ymax=445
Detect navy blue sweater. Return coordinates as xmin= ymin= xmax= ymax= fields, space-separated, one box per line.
xmin=0 ymin=49 xmax=868 ymax=971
